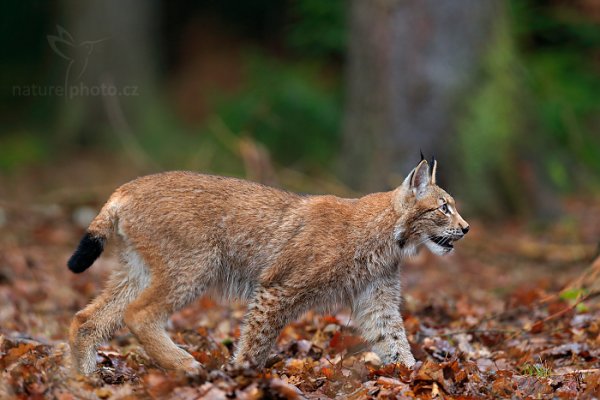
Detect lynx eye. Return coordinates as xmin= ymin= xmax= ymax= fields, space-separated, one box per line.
xmin=440 ymin=203 xmax=449 ymax=214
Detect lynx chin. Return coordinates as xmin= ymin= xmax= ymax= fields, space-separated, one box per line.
xmin=68 ymin=157 xmax=469 ymax=375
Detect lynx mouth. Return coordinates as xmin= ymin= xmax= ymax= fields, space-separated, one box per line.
xmin=430 ymin=236 xmax=454 ymax=249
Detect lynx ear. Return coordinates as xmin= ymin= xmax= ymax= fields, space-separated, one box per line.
xmin=403 ymin=159 xmax=430 ymax=197
xmin=430 ymin=156 xmax=438 ymax=185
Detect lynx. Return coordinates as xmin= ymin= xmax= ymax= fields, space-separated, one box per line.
xmin=68 ymin=157 xmax=469 ymax=375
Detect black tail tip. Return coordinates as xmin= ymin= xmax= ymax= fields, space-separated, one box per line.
xmin=67 ymin=232 xmax=104 ymax=273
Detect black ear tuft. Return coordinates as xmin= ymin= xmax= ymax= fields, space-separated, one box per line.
xmin=420 ymin=149 xmax=425 ymax=161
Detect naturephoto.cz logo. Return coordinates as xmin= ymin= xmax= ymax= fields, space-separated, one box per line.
xmin=12 ymin=25 xmax=139 ymax=98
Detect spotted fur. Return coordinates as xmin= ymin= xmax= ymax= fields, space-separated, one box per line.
xmin=68 ymin=159 xmax=468 ymax=374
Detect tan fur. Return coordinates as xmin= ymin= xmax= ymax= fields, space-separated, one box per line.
xmin=69 ymin=160 xmax=468 ymax=374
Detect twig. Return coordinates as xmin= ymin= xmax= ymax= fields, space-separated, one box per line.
xmin=537 ymin=290 xmax=600 ymax=325
xmin=439 ymin=290 xmax=600 ymax=341
xmin=439 ymin=328 xmax=519 ymax=337
xmin=552 ymin=368 xmax=600 ymax=376
xmin=466 ymin=286 xmax=600 ymax=340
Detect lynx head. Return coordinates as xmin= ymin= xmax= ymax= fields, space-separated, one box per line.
xmin=393 ymin=156 xmax=469 ymax=255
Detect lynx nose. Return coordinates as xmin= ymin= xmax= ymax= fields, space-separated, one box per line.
xmin=461 ymin=226 xmax=470 ymax=235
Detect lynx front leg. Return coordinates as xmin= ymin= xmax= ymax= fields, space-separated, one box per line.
xmin=234 ymin=286 xmax=303 ymax=368
xmin=353 ymin=278 xmax=416 ymax=367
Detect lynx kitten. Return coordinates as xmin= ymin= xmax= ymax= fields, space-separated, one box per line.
xmin=68 ymin=158 xmax=469 ymax=374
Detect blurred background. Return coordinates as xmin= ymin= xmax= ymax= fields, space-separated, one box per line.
xmin=1 ymin=0 xmax=599 ymax=220
xmin=2 ymin=3 xmax=600 ymax=395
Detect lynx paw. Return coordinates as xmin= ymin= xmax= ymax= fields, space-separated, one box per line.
xmin=181 ymin=359 xmax=204 ymax=374
xmin=397 ymin=353 xmax=416 ymax=368
xmin=70 ymin=348 xmax=98 ymax=376
xmin=377 ymin=347 xmax=416 ymax=368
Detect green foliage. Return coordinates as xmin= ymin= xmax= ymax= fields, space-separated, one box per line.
xmin=119 ymin=52 xmax=342 ymax=176
xmin=0 ymin=133 xmax=47 ymax=171
xmin=133 ymin=99 xmax=205 ymax=168
xmin=458 ymin=11 xmax=524 ymax=215
xmin=459 ymin=2 xmax=600 ymax=216
xmin=521 ymin=362 xmax=552 ymax=378
xmin=559 ymin=288 xmax=587 ymax=301
xmin=109 ymin=97 xmax=242 ymax=175
xmin=559 ymin=288 xmax=589 ymax=313
xmin=510 ymin=1 xmax=600 ymax=187
xmin=205 ymin=52 xmax=342 ymax=171
xmin=286 ymin=0 xmax=346 ymax=59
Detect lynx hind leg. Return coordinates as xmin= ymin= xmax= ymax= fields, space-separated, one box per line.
xmin=69 ymin=248 xmax=150 ymax=375
xmin=122 ymin=263 xmax=208 ymax=373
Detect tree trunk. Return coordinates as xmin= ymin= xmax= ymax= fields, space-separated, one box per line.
xmin=57 ymin=0 xmax=159 ymax=156
xmin=341 ymin=0 xmax=497 ymax=191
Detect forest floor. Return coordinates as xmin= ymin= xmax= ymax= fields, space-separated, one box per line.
xmin=1 ymin=166 xmax=600 ymax=399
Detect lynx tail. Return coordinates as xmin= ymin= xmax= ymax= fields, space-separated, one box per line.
xmin=67 ymin=200 xmax=116 ymax=273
